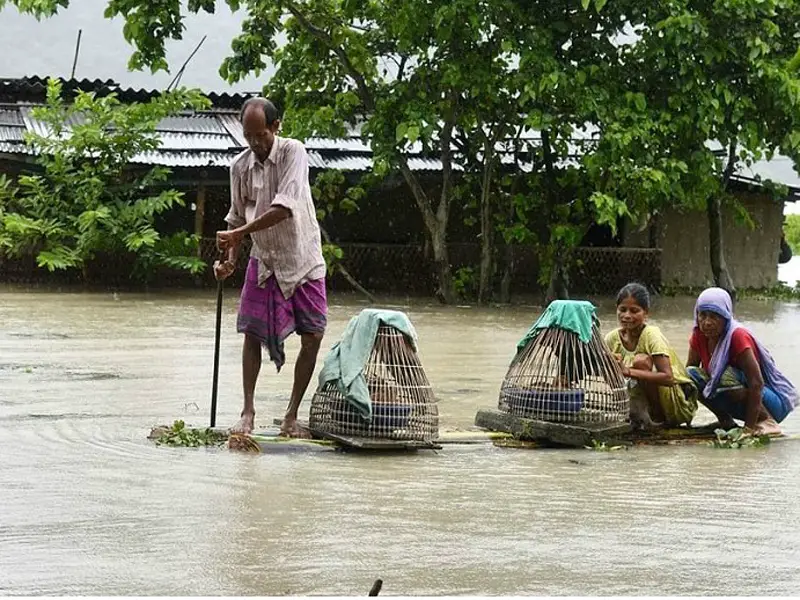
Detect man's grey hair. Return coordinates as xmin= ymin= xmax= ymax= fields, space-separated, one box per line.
xmin=239 ymin=97 xmax=280 ymax=124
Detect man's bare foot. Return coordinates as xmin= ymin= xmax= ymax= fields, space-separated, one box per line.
xmin=230 ymin=411 xmax=255 ymax=434
xmin=279 ymin=417 xmax=312 ymax=439
xmin=754 ymin=417 xmax=782 ymax=437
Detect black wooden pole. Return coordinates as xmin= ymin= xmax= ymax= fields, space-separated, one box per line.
xmin=210 ymin=279 xmax=224 ymax=428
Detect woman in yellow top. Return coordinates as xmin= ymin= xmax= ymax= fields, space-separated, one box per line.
xmin=604 ymin=283 xmax=698 ymax=430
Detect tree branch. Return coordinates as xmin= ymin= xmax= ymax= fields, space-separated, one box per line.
xmin=396 ymin=54 xmax=408 ymax=82
xmin=437 ymin=118 xmax=456 ymax=225
xmin=319 ymin=224 xmax=377 ymax=303
xmin=436 ymin=90 xmax=460 ymax=224
xmin=284 ymin=1 xmax=439 ymax=254
xmin=284 ymin=1 xmax=376 ymax=111
xmin=348 ymin=23 xmax=373 ymax=32
xmin=397 ymin=160 xmax=438 ymax=234
xmin=452 ymin=131 xmax=470 ymax=156
xmin=721 ymin=138 xmax=738 ymax=190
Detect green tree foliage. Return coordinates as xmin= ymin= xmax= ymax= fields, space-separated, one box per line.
xmin=7 ymin=0 xmax=629 ymax=302
xmin=4 ymin=0 xmax=800 ymax=299
xmin=311 ymin=168 xmax=367 ymax=272
xmin=0 ymin=78 xmax=210 ymax=281
xmin=603 ymin=0 xmax=800 ymax=295
xmin=785 ymin=214 xmax=800 ymax=254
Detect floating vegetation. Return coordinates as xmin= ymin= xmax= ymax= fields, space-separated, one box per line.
xmin=585 ymin=439 xmax=627 ymax=452
xmin=154 ymin=420 xmax=228 ymax=448
xmin=492 ymin=437 xmax=541 ymax=449
xmin=709 ymin=428 xmax=771 ymax=449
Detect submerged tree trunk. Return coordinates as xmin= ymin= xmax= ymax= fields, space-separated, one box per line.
xmin=541 ymin=129 xmax=568 ymax=304
xmin=477 ymin=131 xmax=500 ymax=305
xmin=545 ymin=249 xmax=569 ymax=304
xmin=396 ymin=161 xmax=457 ymax=304
xmin=497 ymin=134 xmax=527 ymax=305
xmin=429 ymin=225 xmax=456 ymax=304
xmin=707 ymin=194 xmax=736 ymax=297
xmin=708 ymin=140 xmax=738 ymax=299
xmin=499 ymin=242 xmax=514 ymax=304
xmin=478 ymin=215 xmax=494 ymax=304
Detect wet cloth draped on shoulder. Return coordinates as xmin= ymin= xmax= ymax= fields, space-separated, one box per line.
xmin=517 ymin=300 xmax=597 ymax=352
xmin=318 ymin=309 xmax=419 ymax=421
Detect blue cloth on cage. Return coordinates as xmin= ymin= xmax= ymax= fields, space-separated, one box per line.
xmin=318 ymin=309 xmax=418 ymax=421
xmin=516 ymin=300 xmax=597 ymax=353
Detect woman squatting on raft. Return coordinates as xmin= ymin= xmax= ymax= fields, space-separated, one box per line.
xmin=686 ymin=287 xmax=799 ymax=436
xmin=605 ymin=283 xmax=698 ymax=431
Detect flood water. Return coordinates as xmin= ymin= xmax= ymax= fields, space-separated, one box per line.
xmin=2 ymin=286 xmax=800 ymax=595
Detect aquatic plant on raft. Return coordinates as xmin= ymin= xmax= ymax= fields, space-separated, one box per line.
xmin=153 ymin=421 xmax=262 ymax=452
xmin=499 ymin=300 xmax=629 ymax=425
xmin=153 ymin=420 xmax=228 ymax=448
xmin=709 ymin=428 xmax=771 ymax=449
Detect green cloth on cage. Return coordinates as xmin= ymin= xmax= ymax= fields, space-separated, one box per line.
xmin=516 ymin=300 xmax=597 ymax=352
xmin=318 ymin=308 xmax=419 ymax=422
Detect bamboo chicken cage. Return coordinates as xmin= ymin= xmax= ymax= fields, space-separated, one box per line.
xmin=310 ymin=323 xmax=439 ymax=441
xmin=499 ymin=302 xmax=629 ymax=424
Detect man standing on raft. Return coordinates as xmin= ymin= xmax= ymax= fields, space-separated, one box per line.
xmin=214 ymin=97 xmax=327 ymax=437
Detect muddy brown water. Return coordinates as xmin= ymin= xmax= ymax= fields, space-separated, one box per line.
xmin=2 ymin=286 xmax=800 ymax=595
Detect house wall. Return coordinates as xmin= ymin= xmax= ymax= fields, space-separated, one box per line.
xmin=623 ymin=192 xmax=784 ymax=289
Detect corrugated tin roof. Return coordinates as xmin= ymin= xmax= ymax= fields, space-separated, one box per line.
xmin=156 ymin=115 xmax=229 ymax=135
xmin=306 ymin=151 xmax=329 ymax=170
xmin=316 ymin=154 xmax=378 ymax=171
xmin=1 ymin=97 xmax=796 ymax=187
xmin=0 ymin=141 xmax=35 ymax=155
xmin=736 ymin=156 xmax=800 ymax=187
xmin=0 ymin=126 xmax=25 ymax=141
xmin=321 ymin=154 xmax=456 ymax=172
xmin=6 ymin=107 xmax=242 ymax=151
xmin=0 ymin=109 xmax=23 ymax=126
xmin=707 ymin=143 xmax=800 ymax=199
xmin=0 ymin=140 xmax=450 ymax=172
xmin=0 ymin=76 xmax=250 ymax=109
xmin=157 ymin=132 xmax=238 ymax=151
xmin=410 ymin=157 xmax=461 ymax=172
xmin=305 ymin=137 xmax=371 ymax=153
xmin=216 ymin=113 xmax=246 ymax=147
xmin=130 ymin=151 xmax=234 ymax=168
xmin=19 ymin=106 xmax=85 ymax=137
xmin=734 ymin=156 xmax=800 ymax=201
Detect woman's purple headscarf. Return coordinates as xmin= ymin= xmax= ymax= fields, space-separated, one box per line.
xmin=694 ymin=287 xmax=798 ymax=413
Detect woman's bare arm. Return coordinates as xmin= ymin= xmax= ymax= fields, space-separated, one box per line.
xmin=686 ymin=347 xmax=701 ymax=368
xmin=625 ymin=355 xmax=675 ymax=386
